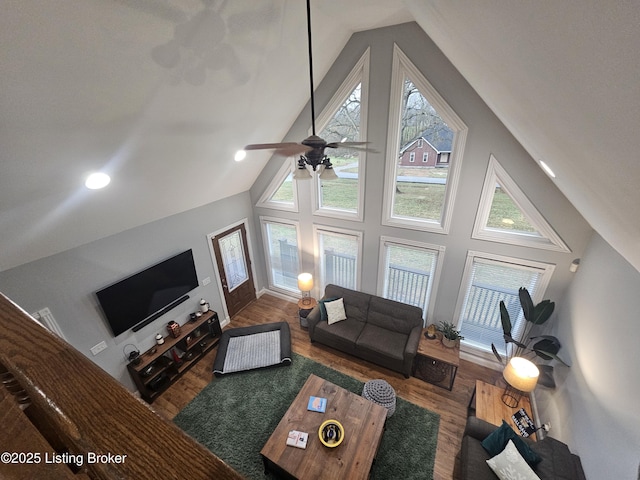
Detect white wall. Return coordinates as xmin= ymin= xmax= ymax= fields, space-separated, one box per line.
xmin=0 ymin=191 xmax=260 ymax=391
xmin=536 ymin=233 xmax=640 ymax=479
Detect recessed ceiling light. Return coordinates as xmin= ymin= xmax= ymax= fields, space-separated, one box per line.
xmin=539 ymin=160 xmax=556 ymax=178
xmin=85 ymin=172 xmax=111 ymax=189
xmin=234 ymin=150 xmax=247 ymax=162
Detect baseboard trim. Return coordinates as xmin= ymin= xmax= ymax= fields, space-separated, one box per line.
xmin=258 ymin=287 xmax=299 ymax=303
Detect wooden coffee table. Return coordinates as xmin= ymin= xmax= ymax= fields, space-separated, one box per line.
xmin=260 ymin=374 xmax=387 ymax=479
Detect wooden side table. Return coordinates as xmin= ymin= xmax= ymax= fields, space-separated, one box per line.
xmin=474 ymin=380 xmax=537 ymax=441
xmin=412 ymin=330 xmax=460 ymax=390
xmin=297 ymin=297 xmax=317 ymax=328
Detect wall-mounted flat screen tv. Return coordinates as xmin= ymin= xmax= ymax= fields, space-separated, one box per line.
xmin=96 ymin=249 xmax=199 ymax=337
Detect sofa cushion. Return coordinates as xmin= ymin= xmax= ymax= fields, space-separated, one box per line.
xmin=325 ymin=298 xmax=347 ymax=325
xmin=324 ymin=284 xmax=370 ymax=323
xmin=314 ymin=318 xmax=364 ymax=345
xmin=482 ymin=420 xmax=541 ymax=466
xmin=486 ymin=440 xmax=541 ymax=480
xmin=531 ymin=436 xmax=583 ymax=480
xmin=356 ymin=324 xmax=407 ymax=361
xmin=367 ymin=296 xmax=423 ymax=334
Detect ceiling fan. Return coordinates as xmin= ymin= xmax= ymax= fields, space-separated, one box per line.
xmin=242 ymin=0 xmax=374 ymax=180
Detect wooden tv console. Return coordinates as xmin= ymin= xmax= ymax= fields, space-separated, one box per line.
xmin=127 ymin=310 xmax=222 ymax=403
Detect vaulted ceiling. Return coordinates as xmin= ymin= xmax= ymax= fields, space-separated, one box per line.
xmin=2 ymin=1 xmax=639 ymax=272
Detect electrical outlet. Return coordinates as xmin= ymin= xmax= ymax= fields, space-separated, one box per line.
xmin=90 ymin=341 xmax=107 ymax=356
xmin=202 ymin=277 xmax=211 ymax=286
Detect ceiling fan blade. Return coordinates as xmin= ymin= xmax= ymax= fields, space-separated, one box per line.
xmin=326 ymin=141 xmax=378 ymax=153
xmin=244 ymin=142 xmax=311 ymax=156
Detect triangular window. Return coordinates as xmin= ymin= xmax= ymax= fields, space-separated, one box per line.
xmin=312 ymin=49 xmax=369 ymax=221
xmin=255 ymin=158 xmax=298 ymax=212
xmin=473 ymin=155 xmax=570 ymax=251
xmin=382 ymin=45 xmax=467 ymax=234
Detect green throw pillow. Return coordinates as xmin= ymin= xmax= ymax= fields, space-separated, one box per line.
xmin=318 ymin=297 xmax=339 ymax=321
xmin=481 ymin=420 xmax=541 ymax=466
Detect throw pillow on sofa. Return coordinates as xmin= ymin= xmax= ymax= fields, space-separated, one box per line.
xmin=486 ymin=440 xmax=541 ymax=480
xmin=482 ymin=420 xmax=541 ymax=466
xmin=324 ymin=298 xmax=347 ymax=325
xmin=318 ymin=297 xmax=339 ymax=321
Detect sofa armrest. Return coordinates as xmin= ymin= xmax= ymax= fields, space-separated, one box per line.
xmin=306 ymin=305 xmax=322 ymax=338
xmin=401 ymin=326 xmax=422 ymax=377
xmin=464 ymin=415 xmax=500 ymax=441
xmin=405 ymin=326 xmax=422 ymax=358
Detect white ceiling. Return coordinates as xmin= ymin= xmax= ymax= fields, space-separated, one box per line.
xmin=2 ymin=0 xmax=639 ymax=273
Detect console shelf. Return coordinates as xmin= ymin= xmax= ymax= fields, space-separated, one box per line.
xmin=127 ymin=310 xmax=221 ymax=403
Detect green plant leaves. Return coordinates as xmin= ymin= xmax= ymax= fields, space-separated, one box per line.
xmin=530 ymin=300 xmax=555 ymax=325
xmin=518 ymin=287 xmax=534 ymax=322
xmin=532 ymin=336 xmax=570 ymax=366
xmin=491 ymin=343 xmax=504 ymax=365
xmin=499 ymin=301 xmax=512 ymax=336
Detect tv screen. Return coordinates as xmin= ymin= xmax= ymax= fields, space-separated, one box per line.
xmin=96 ymin=249 xmax=199 ymax=337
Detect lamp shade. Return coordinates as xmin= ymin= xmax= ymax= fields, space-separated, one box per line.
xmin=297 ymin=273 xmax=314 ymax=292
xmin=503 ymin=357 xmax=539 ymax=393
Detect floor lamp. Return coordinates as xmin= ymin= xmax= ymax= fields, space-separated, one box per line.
xmin=502 ymin=357 xmax=539 ymax=408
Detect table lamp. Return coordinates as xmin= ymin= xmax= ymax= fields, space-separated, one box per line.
xmin=297 ymin=273 xmax=314 ymax=306
xmin=502 ymin=357 xmax=539 ymax=408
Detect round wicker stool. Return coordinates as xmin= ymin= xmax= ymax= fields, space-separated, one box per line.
xmin=362 ymin=379 xmax=396 ymax=418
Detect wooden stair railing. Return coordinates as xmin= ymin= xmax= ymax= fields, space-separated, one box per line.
xmin=0 ymin=292 xmax=243 ymax=480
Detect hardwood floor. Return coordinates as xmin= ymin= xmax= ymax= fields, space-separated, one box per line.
xmin=152 ymin=294 xmax=500 ymax=480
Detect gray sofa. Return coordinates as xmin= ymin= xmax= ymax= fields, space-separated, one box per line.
xmin=307 ymin=284 xmax=423 ymax=377
xmin=459 ymin=416 xmax=586 ymax=480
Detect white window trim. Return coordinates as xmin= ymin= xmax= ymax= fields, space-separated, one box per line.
xmin=422 ymin=152 xmax=428 ymax=162
xmin=409 ymin=152 xmax=415 ymax=162
xmin=312 ymin=49 xmax=369 ymax=222
xmin=472 ymin=155 xmax=570 ymax=252
xmin=382 ymin=44 xmax=467 ymax=234
xmin=452 ymin=250 xmax=556 ymax=362
xmin=255 ymin=158 xmax=299 ymax=212
xmin=376 ymin=236 xmax=445 ymax=324
xmin=260 ymin=216 xmax=302 ymax=296
xmin=313 ymin=224 xmax=363 ymax=292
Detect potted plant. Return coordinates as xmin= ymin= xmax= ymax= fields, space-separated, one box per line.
xmin=492 ymin=287 xmax=569 ymax=387
xmin=437 ymin=321 xmax=464 ymax=348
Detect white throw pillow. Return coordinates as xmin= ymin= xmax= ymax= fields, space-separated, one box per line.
xmin=486 ymin=440 xmax=541 ymax=480
xmin=324 ymin=298 xmax=347 ymax=325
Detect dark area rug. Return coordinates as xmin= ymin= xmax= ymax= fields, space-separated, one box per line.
xmin=174 ymin=352 xmax=439 ymax=479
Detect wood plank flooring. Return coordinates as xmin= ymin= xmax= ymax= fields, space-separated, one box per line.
xmin=152 ymin=294 xmax=500 ymax=480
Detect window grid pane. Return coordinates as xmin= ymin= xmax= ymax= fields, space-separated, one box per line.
xmin=318 ymin=231 xmax=359 ymax=291
xmin=382 ymin=242 xmax=437 ymax=319
xmin=265 ymin=222 xmax=299 ymax=291
xmin=318 ymin=83 xmax=361 ymax=213
xmin=459 ymin=258 xmax=542 ymax=354
xmin=219 ymin=230 xmax=249 ymax=291
xmin=393 ymin=77 xmax=454 ymax=223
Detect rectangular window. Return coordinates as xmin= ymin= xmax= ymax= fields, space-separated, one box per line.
xmin=314 ymin=226 xmax=362 ymax=291
xmin=409 ymin=151 xmax=415 ymax=162
xmin=378 ymin=237 xmax=444 ymax=323
xmin=422 ymin=152 xmax=428 ymax=162
xmin=455 ymin=252 xmax=555 ymax=356
xmin=261 ymin=217 xmax=301 ymax=293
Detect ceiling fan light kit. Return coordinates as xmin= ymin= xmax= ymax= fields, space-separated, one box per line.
xmin=243 ymin=0 xmax=373 ymax=180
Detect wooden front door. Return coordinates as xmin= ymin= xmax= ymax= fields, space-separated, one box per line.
xmin=211 ymin=223 xmax=256 ymax=318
